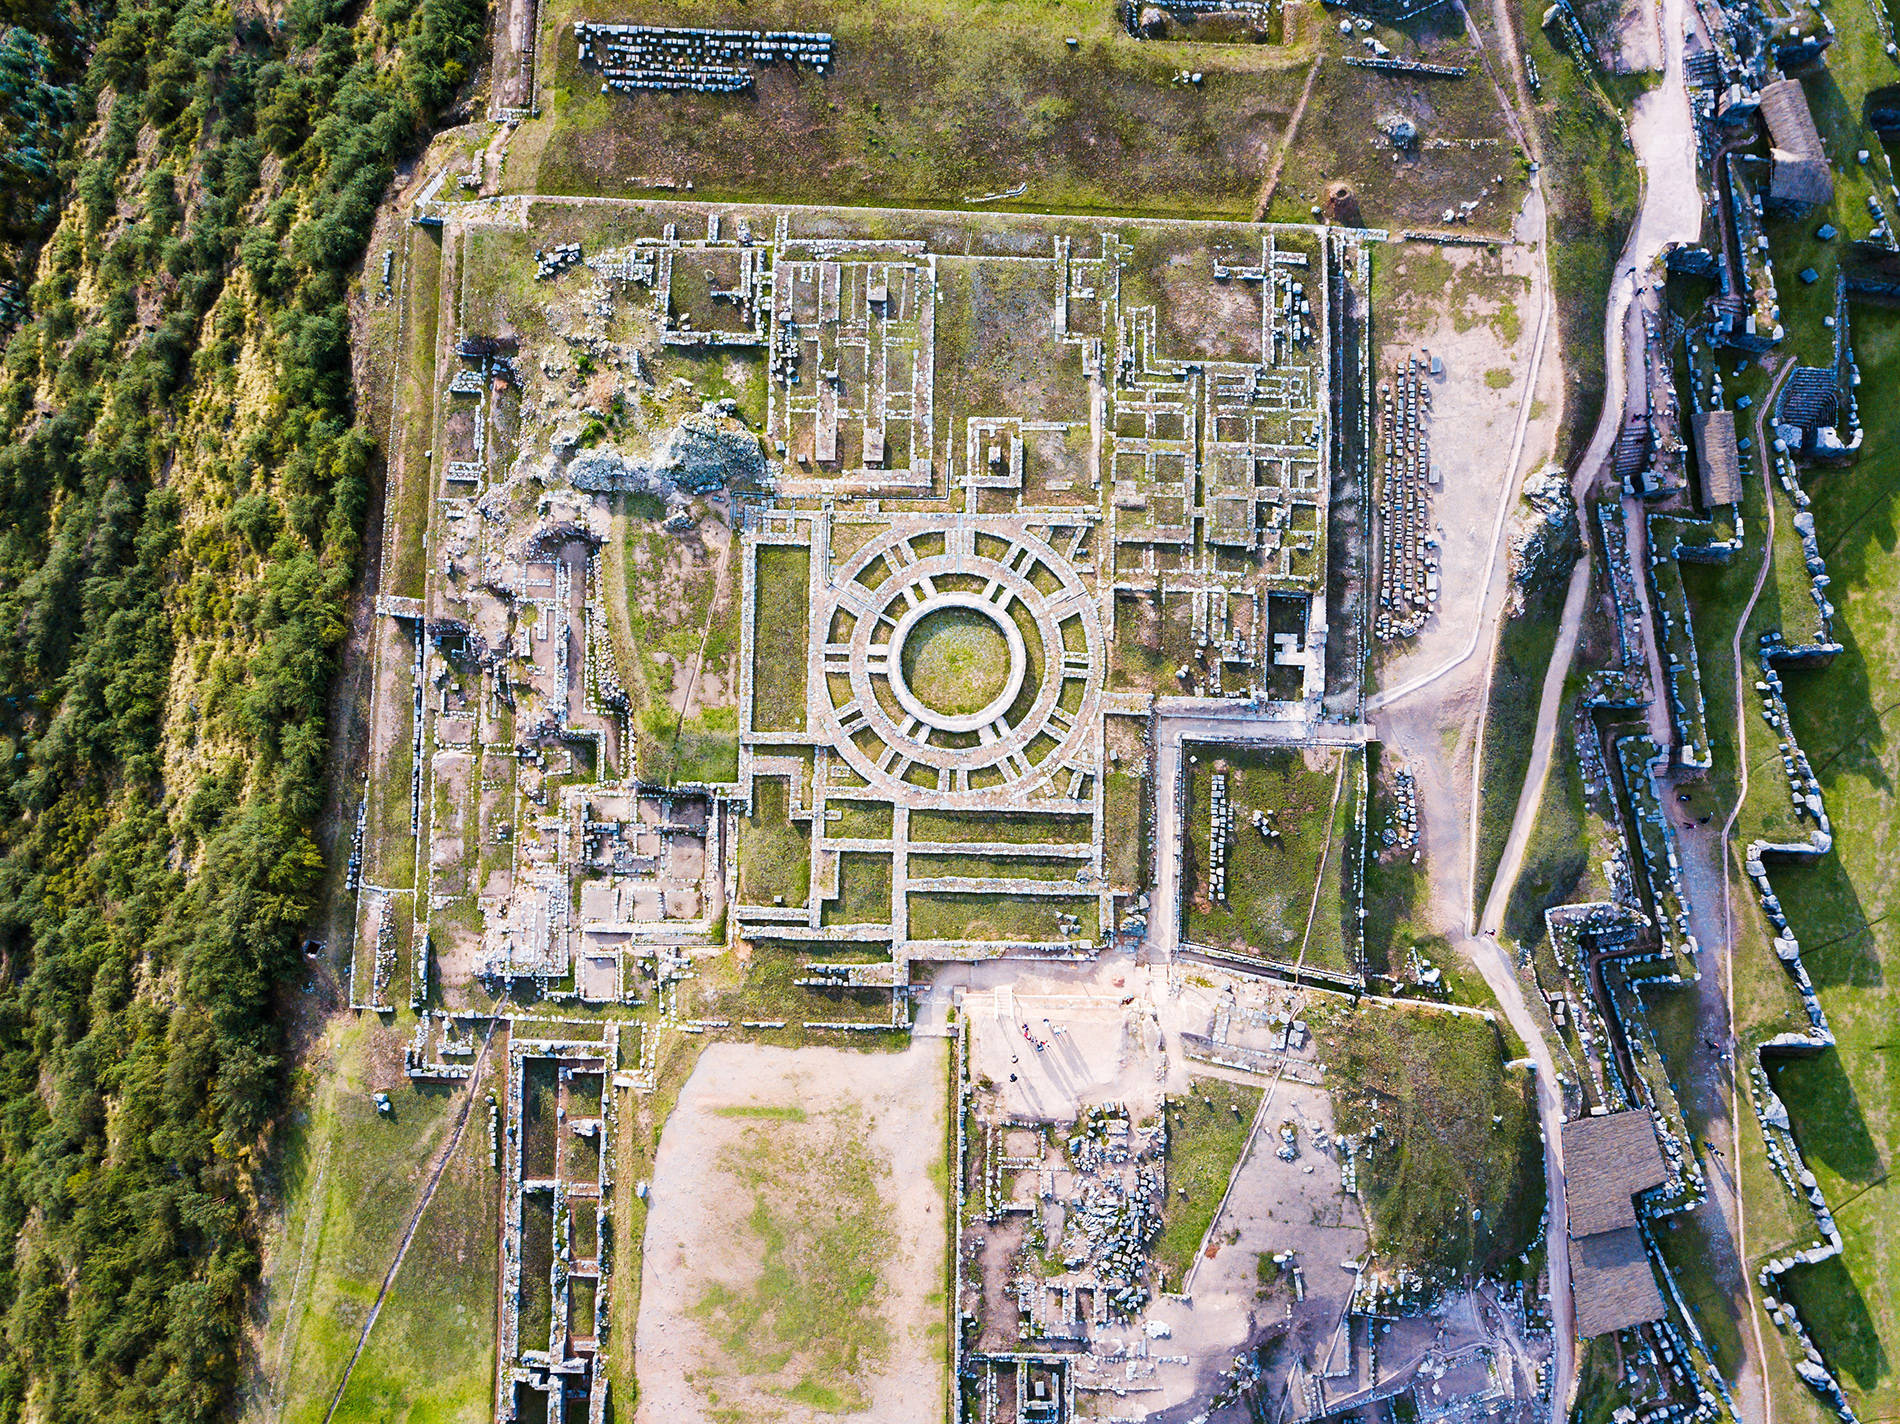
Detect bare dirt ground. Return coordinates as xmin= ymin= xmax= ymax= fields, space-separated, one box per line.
xmin=946 ymin=956 xmax=1383 ymax=1422
xmin=966 ymin=977 xmax=1167 ymax=1123
xmin=1170 ymin=1081 xmax=1370 ymax=1424
xmin=1374 ymin=234 xmax=1557 ymax=692
xmin=633 ymin=1039 xmax=949 ymax=1423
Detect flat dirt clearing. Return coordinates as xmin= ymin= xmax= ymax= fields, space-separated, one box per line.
xmin=633 ymin=1039 xmax=949 ymax=1422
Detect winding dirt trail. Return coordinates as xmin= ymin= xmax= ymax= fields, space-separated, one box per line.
xmin=1471 ymin=0 xmax=1781 ymax=1415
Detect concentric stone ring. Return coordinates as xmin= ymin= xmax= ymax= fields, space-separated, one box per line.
xmin=886 ymin=593 xmax=1028 ymax=734
xmin=811 ymin=521 xmax=1106 ymax=805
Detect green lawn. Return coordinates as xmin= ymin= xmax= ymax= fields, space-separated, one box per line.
xmin=1105 ymin=769 xmax=1148 ymax=892
xmin=1514 ymin=0 xmax=1644 ymax=465
xmin=738 ymin=776 xmax=811 ymax=908
xmin=262 ymin=1016 xmax=499 ymax=1424
xmin=822 ymin=851 xmax=893 ymax=926
xmin=752 ymin=544 xmax=811 ymax=734
xmin=1316 ymin=1001 xmax=1543 ymax=1277
xmin=1154 ymin=1083 xmax=1264 ymax=1290
xmin=907 ymin=892 xmax=1097 ymax=943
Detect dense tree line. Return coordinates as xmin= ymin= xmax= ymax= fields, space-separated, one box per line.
xmin=0 ymin=0 xmax=480 ymax=1415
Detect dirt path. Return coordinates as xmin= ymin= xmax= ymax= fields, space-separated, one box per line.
xmin=1472 ymin=0 xmax=1774 ymax=1413
xmin=321 ymin=1016 xmax=500 ymax=1424
xmin=1252 ymin=56 xmax=1324 ymax=221
xmin=1458 ymin=927 xmax=1576 ymax=1389
xmin=1699 ymin=359 xmax=1795 ymax=1424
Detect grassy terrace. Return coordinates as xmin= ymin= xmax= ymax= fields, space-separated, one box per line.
xmin=260 ymin=1017 xmax=499 ymax=1424
xmin=1745 ymin=304 xmax=1900 ymax=1417
xmin=1316 ymin=1000 xmax=1543 ymax=1276
xmin=385 ymin=225 xmax=443 ymax=602
xmin=822 ymin=850 xmax=894 ymax=926
xmin=1472 ymin=514 xmax=1582 ymax=913
xmin=503 ymin=0 xmax=1534 ymax=232
xmin=702 ymin=944 xmax=898 ymax=1030
xmin=1633 ymin=0 xmax=1900 ymax=1401
xmin=516 ymin=0 xmax=1314 ymax=218
xmin=616 ymin=501 xmax=742 ymax=785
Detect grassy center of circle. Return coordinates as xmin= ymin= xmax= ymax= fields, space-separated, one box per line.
xmin=899 ymin=606 xmax=1012 ymax=719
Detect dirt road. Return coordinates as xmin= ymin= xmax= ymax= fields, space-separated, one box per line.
xmin=1472 ymin=0 xmax=1780 ymax=1414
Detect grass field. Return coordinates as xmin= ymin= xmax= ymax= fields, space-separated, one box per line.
xmin=738 ymin=776 xmax=812 ymax=907
xmin=1263 ymin=9 xmax=1529 ymax=233
xmin=900 ymin=605 xmax=1013 ymax=716
xmin=1105 ymin=769 xmax=1147 ymax=892
xmin=752 ymin=544 xmax=811 ymax=733
xmin=385 ymin=227 xmax=443 ymax=602
xmin=614 ymin=502 xmax=743 ymax=785
xmin=1316 ymin=1000 xmax=1542 ymax=1276
xmin=1155 ymin=1083 xmax=1264 ymax=1290
xmin=690 ymin=1105 xmax=894 ymax=1411
xmin=907 ymin=892 xmax=1098 ymax=943
xmin=822 ymin=851 xmax=893 ymax=926
xmin=828 ymin=799 xmax=894 ymax=841
xmin=515 ymin=0 xmax=1314 ymax=217
xmin=260 ymin=1016 xmax=498 ymax=1424
xmin=907 ymin=808 xmax=1092 ymax=845
xmin=1181 ymin=744 xmax=1355 ymax=974
xmin=703 ymin=944 xmax=898 ymax=1030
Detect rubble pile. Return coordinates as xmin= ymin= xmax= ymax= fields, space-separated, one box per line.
xmin=535 ymin=242 xmax=583 ymax=280
xmin=1510 ymin=467 xmax=1574 ymax=593
xmin=1380 ymin=764 xmax=1418 ymax=857
xmin=1207 ymin=771 xmax=1230 ymax=902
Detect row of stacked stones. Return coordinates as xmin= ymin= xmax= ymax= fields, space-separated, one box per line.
xmin=1374 ymin=353 xmax=1435 ymax=641
xmin=574 ymin=22 xmax=833 ymax=94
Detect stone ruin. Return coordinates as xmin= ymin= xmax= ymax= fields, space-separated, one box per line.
xmin=573 ymin=22 xmax=832 ymax=95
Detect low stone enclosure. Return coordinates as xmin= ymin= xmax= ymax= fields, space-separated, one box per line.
xmin=498 ymin=1026 xmax=621 ymax=1424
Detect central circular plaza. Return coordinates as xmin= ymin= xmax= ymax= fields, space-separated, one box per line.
xmin=889 ymin=595 xmax=1027 ymax=733
xmin=813 ymin=523 xmax=1106 ymax=804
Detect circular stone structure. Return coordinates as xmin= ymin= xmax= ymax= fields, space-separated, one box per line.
xmin=814 ymin=523 xmax=1106 ymax=804
xmin=888 ymin=594 xmax=1027 ymax=733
